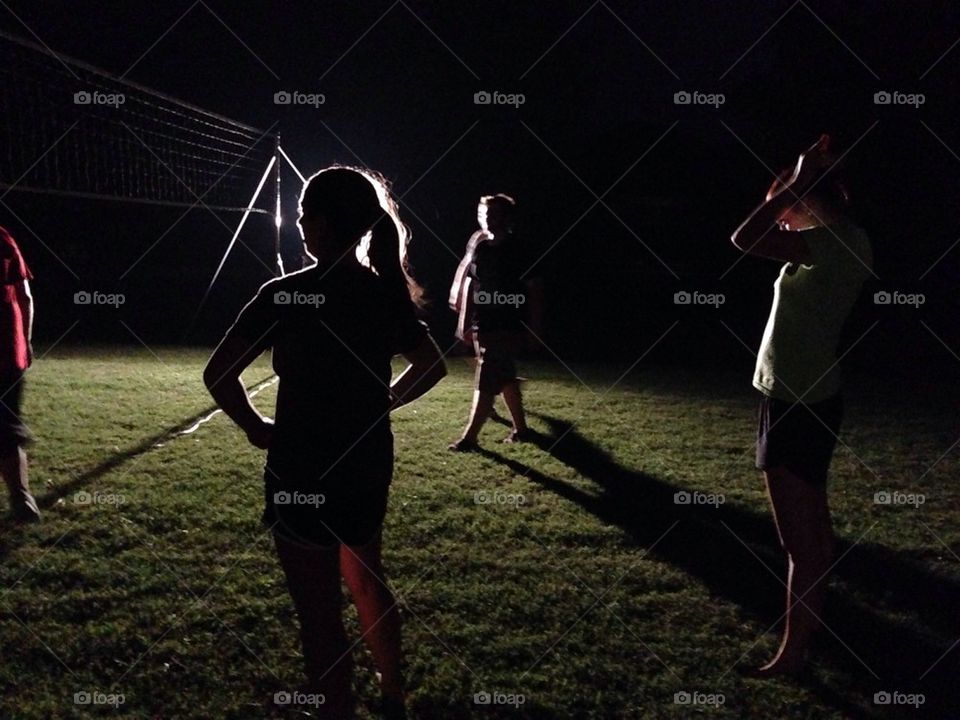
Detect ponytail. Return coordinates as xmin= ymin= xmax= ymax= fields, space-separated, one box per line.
xmin=367 ymin=197 xmax=424 ymax=309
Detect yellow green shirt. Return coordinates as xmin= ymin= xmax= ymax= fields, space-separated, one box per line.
xmin=753 ymin=219 xmax=873 ymax=403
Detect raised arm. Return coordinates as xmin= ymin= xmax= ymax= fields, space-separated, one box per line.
xmin=389 ymin=334 xmax=447 ymax=411
xmin=730 ymin=135 xmax=834 ymax=263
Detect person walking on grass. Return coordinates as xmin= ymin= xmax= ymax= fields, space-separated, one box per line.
xmin=0 ymin=226 xmax=38 ymax=524
xmin=205 ymin=166 xmax=446 ymax=719
xmin=448 ymin=194 xmax=543 ymax=451
xmin=730 ymin=135 xmax=872 ymax=676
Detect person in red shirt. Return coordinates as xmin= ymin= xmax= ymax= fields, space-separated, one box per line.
xmin=0 ymin=226 xmax=38 ymax=523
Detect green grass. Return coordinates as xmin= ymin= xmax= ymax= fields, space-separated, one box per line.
xmin=0 ymin=347 xmax=956 ymax=719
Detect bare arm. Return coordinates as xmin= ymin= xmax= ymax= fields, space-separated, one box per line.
xmin=729 ymin=184 xmax=812 ymax=264
xmin=389 ymin=334 xmax=447 ymax=411
xmin=15 ymin=280 xmax=33 ymax=366
xmin=730 ymin=135 xmax=835 ymax=263
xmin=203 ymin=336 xmax=273 ymax=448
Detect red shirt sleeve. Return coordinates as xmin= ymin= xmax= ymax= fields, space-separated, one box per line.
xmin=0 ymin=228 xmax=33 ymax=285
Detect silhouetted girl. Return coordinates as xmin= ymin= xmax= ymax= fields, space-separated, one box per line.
xmin=205 ymin=166 xmax=446 ymax=718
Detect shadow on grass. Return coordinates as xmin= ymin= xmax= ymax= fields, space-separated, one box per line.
xmin=0 ymin=376 xmax=276 ymax=564
xmin=478 ymin=413 xmax=959 ymax=720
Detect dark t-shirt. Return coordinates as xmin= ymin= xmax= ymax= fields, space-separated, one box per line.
xmin=225 ymin=260 xmax=427 ymax=488
xmin=468 ymin=235 xmax=532 ymax=332
xmin=0 ymin=227 xmax=33 ymax=373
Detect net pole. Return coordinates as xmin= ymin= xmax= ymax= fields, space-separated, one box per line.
xmin=184 ymin=154 xmax=277 ymax=340
xmin=278 ymin=145 xmax=307 ymax=184
xmin=275 ymin=134 xmax=285 ymax=277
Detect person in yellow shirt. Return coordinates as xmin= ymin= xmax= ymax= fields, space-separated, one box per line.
xmin=730 ymin=135 xmax=873 ymax=676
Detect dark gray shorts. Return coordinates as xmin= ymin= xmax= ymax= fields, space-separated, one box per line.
xmin=473 ymin=330 xmax=520 ymax=395
xmin=0 ymin=371 xmax=31 ymax=455
xmin=756 ymin=393 xmax=843 ymax=485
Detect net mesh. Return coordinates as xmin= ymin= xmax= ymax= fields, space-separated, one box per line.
xmin=0 ymin=30 xmax=276 ymax=213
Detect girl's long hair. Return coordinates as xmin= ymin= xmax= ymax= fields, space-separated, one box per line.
xmin=300 ymin=165 xmax=423 ymax=307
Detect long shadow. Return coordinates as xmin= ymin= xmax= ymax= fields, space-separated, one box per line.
xmin=478 ymin=414 xmax=959 ymax=719
xmin=35 ymin=403 xmax=220 ymax=511
xmin=0 ymin=376 xmax=276 ymax=564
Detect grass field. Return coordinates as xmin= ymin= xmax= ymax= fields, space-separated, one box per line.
xmin=0 ymin=347 xmax=957 ymax=719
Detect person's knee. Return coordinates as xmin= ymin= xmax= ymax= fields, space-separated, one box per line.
xmin=346 ymin=568 xmax=391 ymax=603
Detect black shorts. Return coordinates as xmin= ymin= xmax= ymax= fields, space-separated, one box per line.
xmin=473 ymin=329 xmax=520 ymax=395
xmin=756 ymin=393 xmax=843 ymax=485
xmin=0 ymin=370 xmax=31 ymax=455
xmin=262 ymin=431 xmax=394 ymax=548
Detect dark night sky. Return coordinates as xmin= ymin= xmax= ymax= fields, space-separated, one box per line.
xmin=2 ymin=1 xmax=958 ymax=381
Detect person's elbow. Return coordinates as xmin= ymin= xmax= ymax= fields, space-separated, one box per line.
xmin=411 ymin=339 xmax=447 ymax=382
xmin=421 ymin=349 xmax=447 ymax=382
xmin=730 ymin=230 xmax=748 ymax=253
xmin=203 ymin=355 xmax=233 ymax=393
xmin=202 ymin=362 xmax=220 ymax=392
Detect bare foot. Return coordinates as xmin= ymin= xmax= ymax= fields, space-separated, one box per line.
xmin=741 ymin=651 xmax=808 ymax=678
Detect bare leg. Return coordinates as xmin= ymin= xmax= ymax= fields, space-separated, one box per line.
xmin=2 ymin=447 xmax=39 ymax=522
xmin=274 ymin=535 xmax=354 ymax=718
xmin=501 ymin=381 xmax=528 ymax=435
xmin=757 ymin=466 xmax=833 ymax=675
xmin=453 ymin=390 xmax=494 ymax=446
xmin=340 ymin=536 xmax=404 ymax=707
